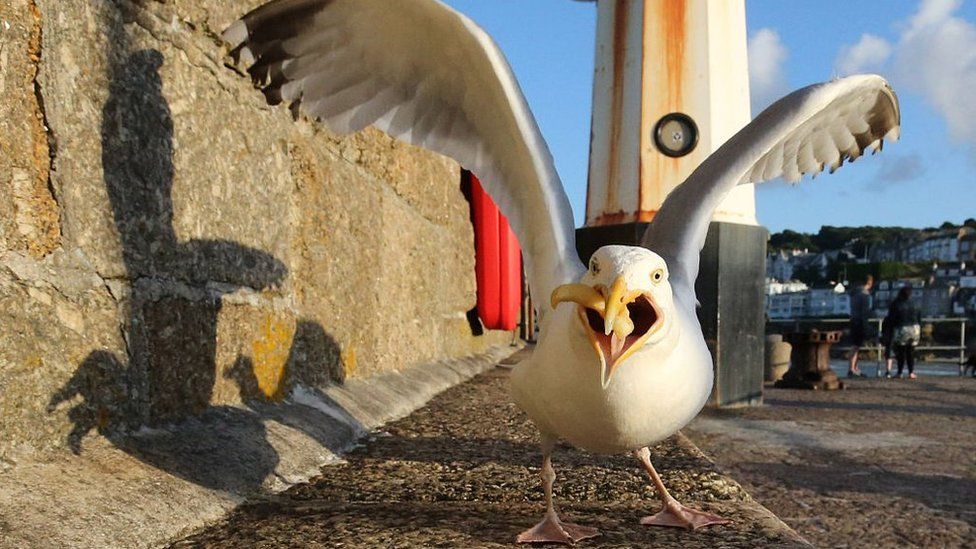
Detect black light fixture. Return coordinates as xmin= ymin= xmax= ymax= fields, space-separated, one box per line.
xmin=654 ymin=113 xmax=699 ymax=158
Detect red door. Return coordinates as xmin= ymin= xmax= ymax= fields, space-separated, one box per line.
xmin=467 ymin=172 xmax=522 ymax=331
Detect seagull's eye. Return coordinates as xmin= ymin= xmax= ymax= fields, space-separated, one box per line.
xmin=652 ymin=269 xmax=665 ymax=284
xmin=590 ymin=259 xmax=600 ymax=275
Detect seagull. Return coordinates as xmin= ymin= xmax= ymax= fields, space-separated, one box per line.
xmin=223 ymin=0 xmax=900 ymax=544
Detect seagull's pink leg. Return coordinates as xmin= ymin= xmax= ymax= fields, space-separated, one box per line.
xmin=633 ymin=447 xmax=731 ymax=530
xmin=516 ymin=441 xmax=600 ymax=545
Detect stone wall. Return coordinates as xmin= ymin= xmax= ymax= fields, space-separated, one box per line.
xmin=0 ymin=0 xmax=509 ymax=462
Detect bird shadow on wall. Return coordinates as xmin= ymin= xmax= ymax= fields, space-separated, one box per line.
xmin=46 ymin=5 xmax=362 ymax=494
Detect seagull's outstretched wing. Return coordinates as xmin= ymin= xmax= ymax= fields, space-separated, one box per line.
xmin=223 ymin=0 xmax=583 ymax=314
xmin=641 ymin=75 xmax=900 ymax=301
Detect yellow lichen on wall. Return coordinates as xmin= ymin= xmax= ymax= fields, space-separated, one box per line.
xmin=26 ymin=0 xmax=60 ymax=257
xmin=0 ymin=0 xmax=61 ymax=257
xmin=250 ymin=313 xmax=295 ymax=402
xmin=341 ymin=346 xmax=357 ymax=378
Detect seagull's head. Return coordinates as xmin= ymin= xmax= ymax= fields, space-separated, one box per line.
xmin=551 ymin=245 xmax=677 ymax=388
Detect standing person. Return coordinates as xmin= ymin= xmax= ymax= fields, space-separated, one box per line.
xmin=961 ymin=352 xmax=976 ymax=377
xmin=889 ymin=286 xmax=922 ymax=379
xmin=848 ymin=275 xmax=874 ymax=378
xmin=880 ymin=310 xmax=895 ymax=378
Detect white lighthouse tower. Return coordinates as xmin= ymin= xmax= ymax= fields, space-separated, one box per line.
xmin=584 ymin=0 xmax=755 ymax=226
xmin=576 ymin=0 xmax=767 ymax=407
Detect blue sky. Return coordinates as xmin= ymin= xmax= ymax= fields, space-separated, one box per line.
xmin=443 ymin=0 xmax=976 ymax=234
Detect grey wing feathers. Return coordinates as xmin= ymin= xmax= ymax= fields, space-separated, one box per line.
xmin=641 ymin=75 xmax=900 ymax=301
xmin=223 ymin=0 xmax=584 ymax=316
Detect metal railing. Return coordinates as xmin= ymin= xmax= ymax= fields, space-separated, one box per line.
xmin=768 ymin=317 xmax=969 ymax=368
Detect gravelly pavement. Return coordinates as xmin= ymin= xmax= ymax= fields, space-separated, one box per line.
xmin=686 ymin=375 xmax=976 ymax=548
xmin=172 ymin=365 xmax=805 ymax=548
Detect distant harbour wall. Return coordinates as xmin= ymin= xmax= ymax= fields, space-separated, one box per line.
xmin=0 ymin=0 xmax=509 ymax=462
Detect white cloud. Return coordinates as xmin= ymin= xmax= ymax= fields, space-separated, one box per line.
xmin=893 ymin=0 xmax=976 ymax=145
xmin=748 ymin=28 xmax=789 ymax=114
xmin=907 ymin=0 xmax=961 ymax=29
xmin=835 ymin=34 xmax=892 ymax=76
xmin=833 ymin=0 xmax=976 ymax=156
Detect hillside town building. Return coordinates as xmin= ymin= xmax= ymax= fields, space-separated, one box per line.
xmin=766 ymin=225 xmax=976 ymax=319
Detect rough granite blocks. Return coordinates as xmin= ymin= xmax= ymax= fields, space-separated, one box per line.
xmin=0 ymin=0 xmax=510 ymax=460
xmin=0 ymin=0 xmax=60 ymax=258
xmin=0 ymin=250 xmax=127 ymax=459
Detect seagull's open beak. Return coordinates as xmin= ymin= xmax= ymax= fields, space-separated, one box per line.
xmin=551 ymin=276 xmax=663 ymax=388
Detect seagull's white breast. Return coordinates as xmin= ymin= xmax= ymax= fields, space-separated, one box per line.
xmin=511 ymin=302 xmax=713 ymax=455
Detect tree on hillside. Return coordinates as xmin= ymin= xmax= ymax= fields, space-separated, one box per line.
xmin=814 ymin=226 xmax=855 ymax=251
xmin=769 ymin=229 xmax=818 ymax=252
xmin=832 ymin=260 xmax=928 ymax=285
xmin=768 ymin=223 xmax=964 ymax=262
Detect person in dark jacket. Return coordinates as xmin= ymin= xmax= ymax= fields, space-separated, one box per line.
xmin=961 ymin=352 xmax=976 ymax=377
xmin=879 ymin=312 xmax=895 ymax=378
xmin=848 ymin=276 xmax=874 ymax=378
xmin=888 ymin=286 xmax=922 ymax=379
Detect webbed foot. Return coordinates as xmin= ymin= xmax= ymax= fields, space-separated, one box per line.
xmin=640 ymin=497 xmax=730 ymax=530
xmin=516 ymin=514 xmax=600 ymax=544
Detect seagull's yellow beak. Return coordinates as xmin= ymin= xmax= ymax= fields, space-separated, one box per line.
xmin=602 ymin=276 xmax=636 ymax=338
xmin=551 ymin=276 xmax=662 ymax=387
xmin=550 ymin=284 xmax=604 ymax=313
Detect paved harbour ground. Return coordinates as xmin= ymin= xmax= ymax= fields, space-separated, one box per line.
xmin=171 ymin=354 xmax=975 ymax=548
xmin=173 ymin=361 xmax=805 ymax=548
xmin=686 ymin=373 xmax=976 ymax=548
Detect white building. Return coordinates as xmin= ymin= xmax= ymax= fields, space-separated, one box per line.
xmin=873 ymin=278 xmax=927 ymax=314
xmin=766 ymin=250 xmax=794 ymax=281
xmin=960 ymin=234 xmax=976 ymax=262
xmin=792 ymin=252 xmax=831 ymax=279
xmin=767 ymin=292 xmax=810 ymax=319
xmin=766 ymin=283 xmax=849 ymax=319
xmin=766 ymin=279 xmax=809 ymax=295
xmin=905 ymin=228 xmax=975 ymax=263
xmin=808 ymin=283 xmax=851 ymax=318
